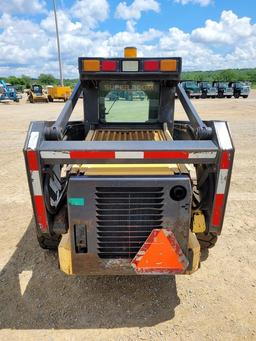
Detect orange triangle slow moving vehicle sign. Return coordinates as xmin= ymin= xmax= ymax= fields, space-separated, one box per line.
xmin=131 ymin=229 xmax=188 ymax=274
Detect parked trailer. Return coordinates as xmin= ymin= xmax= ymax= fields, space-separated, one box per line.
xmin=47 ymin=86 xmax=71 ymax=102
xmin=24 ymin=47 xmax=234 ymax=276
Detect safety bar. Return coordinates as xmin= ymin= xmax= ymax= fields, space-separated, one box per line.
xmin=39 ymin=140 xmax=218 ymax=164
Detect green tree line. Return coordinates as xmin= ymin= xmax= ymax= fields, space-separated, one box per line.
xmin=1 ymin=68 xmax=256 ymax=91
xmin=0 ymin=74 xmax=77 ymax=91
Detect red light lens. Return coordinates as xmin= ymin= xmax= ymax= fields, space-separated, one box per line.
xmin=144 ymin=60 xmax=160 ymax=71
xmin=101 ymin=60 xmax=117 ymax=71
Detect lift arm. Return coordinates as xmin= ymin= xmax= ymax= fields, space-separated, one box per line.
xmin=176 ymin=83 xmax=212 ymax=139
xmin=45 ymin=81 xmax=82 ymax=140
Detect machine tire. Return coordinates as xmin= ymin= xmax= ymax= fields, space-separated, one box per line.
xmin=234 ymin=92 xmax=240 ymax=98
xmin=29 ymin=95 xmax=34 ymax=103
xmin=37 ymin=232 xmax=60 ymax=250
xmin=48 ymin=96 xmax=53 ymax=102
xmin=227 ymin=95 xmax=232 ymax=98
xmin=211 ymin=96 xmax=216 ymax=99
xmin=243 ymin=95 xmax=248 ymax=98
xmin=218 ymin=92 xmax=224 ymax=98
xmin=197 ymin=232 xmax=218 ymax=249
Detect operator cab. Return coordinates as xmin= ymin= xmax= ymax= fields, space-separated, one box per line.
xmin=77 ymin=47 xmax=181 ymax=140
xmin=32 ymin=84 xmax=43 ymax=95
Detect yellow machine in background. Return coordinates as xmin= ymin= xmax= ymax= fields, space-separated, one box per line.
xmin=47 ymin=86 xmax=71 ymax=102
xmin=27 ymin=84 xmax=48 ymax=103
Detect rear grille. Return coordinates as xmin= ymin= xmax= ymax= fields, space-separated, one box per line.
xmin=96 ymin=187 xmax=164 ymax=258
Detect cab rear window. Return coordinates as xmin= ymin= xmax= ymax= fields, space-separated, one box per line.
xmin=99 ymin=81 xmax=160 ymax=123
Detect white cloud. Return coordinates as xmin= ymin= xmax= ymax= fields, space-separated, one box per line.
xmin=71 ymin=0 xmax=109 ymax=28
xmin=41 ymin=10 xmax=82 ymax=33
xmin=115 ymin=0 xmax=160 ymax=31
xmin=175 ymin=0 xmax=213 ymax=6
xmin=0 ymin=0 xmax=46 ymax=14
xmin=115 ymin=0 xmax=160 ymax=20
xmin=158 ymin=27 xmax=224 ymax=70
xmin=192 ymin=10 xmax=256 ymax=44
xmin=0 ymin=13 xmax=47 ymax=64
xmin=0 ymin=9 xmax=256 ymax=78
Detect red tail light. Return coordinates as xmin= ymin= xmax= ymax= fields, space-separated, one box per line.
xmin=143 ymin=60 xmax=160 ymax=72
xmin=101 ymin=60 xmax=117 ymax=72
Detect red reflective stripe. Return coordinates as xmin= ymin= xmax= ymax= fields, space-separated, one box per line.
xmin=220 ymin=151 xmax=231 ymax=169
xmin=70 ymin=151 xmax=115 ymax=159
xmin=144 ymin=151 xmax=189 ymax=159
xmin=211 ymin=151 xmax=231 ymax=227
xmin=27 ymin=151 xmax=47 ymax=231
xmin=211 ymin=194 xmax=224 ymax=226
xmin=34 ymin=195 xmax=47 ymax=232
xmin=69 ymin=151 xmax=190 ymax=159
xmin=27 ymin=150 xmax=39 ymax=171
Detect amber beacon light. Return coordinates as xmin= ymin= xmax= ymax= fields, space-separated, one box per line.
xmin=124 ymin=47 xmax=137 ymax=58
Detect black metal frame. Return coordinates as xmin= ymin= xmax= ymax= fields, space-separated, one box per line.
xmin=44 ymin=81 xmax=212 ymax=141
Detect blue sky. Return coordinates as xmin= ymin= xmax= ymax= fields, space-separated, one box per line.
xmin=93 ymin=0 xmax=256 ymax=34
xmin=0 ymin=0 xmax=256 ymax=78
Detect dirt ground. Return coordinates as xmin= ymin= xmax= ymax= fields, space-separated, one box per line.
xmin=0 ymin=92 xmax=255 ymax=341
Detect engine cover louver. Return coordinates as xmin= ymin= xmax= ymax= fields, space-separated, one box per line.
xmin=95 ymin=187 xmax=164 ymax=258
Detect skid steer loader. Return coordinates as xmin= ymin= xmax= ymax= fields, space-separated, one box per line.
xmin=24 ymin=47 xmax=234 ymax=275
xmin=27 ymin=84 xmax=48 ymax=103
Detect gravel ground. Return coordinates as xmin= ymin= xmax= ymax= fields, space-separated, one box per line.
xmin=0 ymin=92 xmax=255 ymax=341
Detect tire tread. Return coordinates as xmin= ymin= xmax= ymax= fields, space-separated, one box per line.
xmin=197 ymin=232 xmax=218 ymax=249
